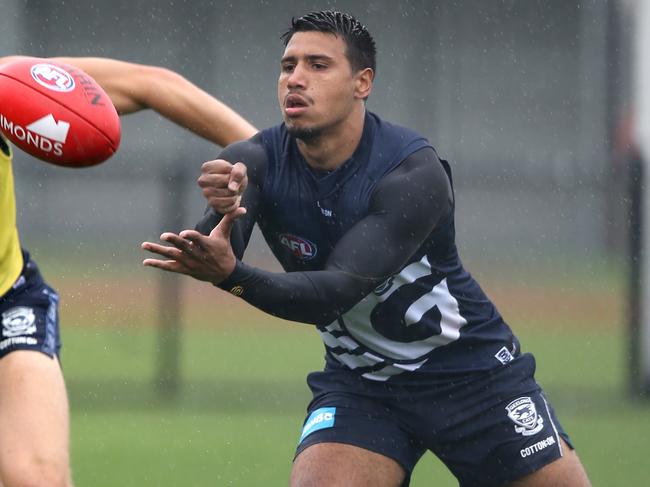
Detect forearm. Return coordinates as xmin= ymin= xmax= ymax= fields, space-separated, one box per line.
xmin=218 ymin=261 xmax=375 ymax=325
xmin=129 ymin=65 xmax=258 ymax=145
xmin=215 ymin=147 xmax=452 ymax=325
xmin=61 ymin=57 xmax=258 ymax=146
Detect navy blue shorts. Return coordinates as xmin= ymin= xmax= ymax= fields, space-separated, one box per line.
xmin=0 ymin=253 xmax=61 ymax=359
xmin=296 ymin=354 xmax=572 ymax=487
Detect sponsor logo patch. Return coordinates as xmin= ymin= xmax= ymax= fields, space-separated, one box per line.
xmin=30 ymin=63 xmax=75 ymax=92
xmin=279 ymin=233 xmax=317 ymax=261
xmin=495 ymin=346 xmax=515 ymax=364
xmin=299 ymin=407 xmax=336 ymax=442
xmin=520 ymin=435 xmax=556 ymax=458
xmin=0 ymin=336 xmax=38 ymax=350
xmin=2 ymin=307 xmax=37 ymax=338
xmin=229 ymin=285 xmax=244 ymax=297
xmin=506 ymin=396 xmax=544 ymax=436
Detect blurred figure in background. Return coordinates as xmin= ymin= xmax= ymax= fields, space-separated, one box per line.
xmin=0 ymin=55 xmax=256 ymax=487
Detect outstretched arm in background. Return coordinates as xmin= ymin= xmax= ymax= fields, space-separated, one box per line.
xmin=0 ymin=55 xmax=256 ymax=211
xmin=0 ymin=55 xmax=258 ymax=147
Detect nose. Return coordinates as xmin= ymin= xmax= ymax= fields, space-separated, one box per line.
xmin=287 ymin=63 xmax=306 ymax=89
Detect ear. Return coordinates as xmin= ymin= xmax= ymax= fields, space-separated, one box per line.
xmin=354 ymin=68 xmax=374 ymax=100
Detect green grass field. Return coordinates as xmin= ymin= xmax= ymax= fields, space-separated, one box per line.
xmin=61 ymin=325 xmax=649 ymax=486
xmin=36 ymin=252 xmax=649 ymax=486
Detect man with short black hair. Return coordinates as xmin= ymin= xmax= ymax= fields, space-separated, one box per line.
xmin=142 ymin=10 xmax=592 ymax=487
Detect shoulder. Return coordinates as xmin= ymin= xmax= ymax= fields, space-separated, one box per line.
xmin=371 ymin=112 xmax=423 ymax=135
xmin=367 ymin=112 xmax=432 ymax=168
xmin=373 ymin=146 xmax=453 ymax=211
xmin=379 ymin=147 xmax=448 ymax=187
xmin=370 ymin=112 xmax=429 ymax=146
xmin=219 ymin=123 xmax=292 ymax=163
xmin=219 ymin=132 xmax=265 ymax=160
xmin=218 ymin=132 xmax=269 ymax=179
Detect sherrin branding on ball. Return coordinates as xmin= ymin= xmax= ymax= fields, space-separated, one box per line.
xmin=0 ymin=57 xmax=121 ymax=167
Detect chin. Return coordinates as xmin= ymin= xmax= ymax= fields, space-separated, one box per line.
xmin=286 ymin=123 xmax=321 ymax=141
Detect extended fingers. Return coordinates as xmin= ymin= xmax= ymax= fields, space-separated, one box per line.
xmin=160 ymin=232 xmax=195 ymax=252
xmin=142 ymin=233 xmax=203 ymax=262
xmin=209 ymin=206 xmax=247 ymax=239
xmin=141 ymin=240 xmax=183 ymax=260
xmin=178 ymin=229 xmax=209 ymax=251
xmin=178 ymin=229 xmax=202 ymax=241
xmin=142 ymin=257 xmax=186 ymax=273
xmin=140 ymin=241 xmax=189 ymax=274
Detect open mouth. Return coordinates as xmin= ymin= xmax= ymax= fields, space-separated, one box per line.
xmin=285 ymin=94 xmax=309 ymax=115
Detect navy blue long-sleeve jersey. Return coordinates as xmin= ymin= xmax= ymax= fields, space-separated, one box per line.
xmin=196 ymin=111 xmax=519 ymax=383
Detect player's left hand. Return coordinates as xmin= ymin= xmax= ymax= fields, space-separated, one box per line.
xmin=141 ymin=207 xmax=246 ymax=284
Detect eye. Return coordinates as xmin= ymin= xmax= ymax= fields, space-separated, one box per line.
xmin=312 ymin=62 xmax=327 ymax=70
xmin=281 ymin=63 xmax=295 ymax=73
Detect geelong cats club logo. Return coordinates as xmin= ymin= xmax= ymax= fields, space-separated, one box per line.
xmin=2 ymin=307 xmax=37 ymax=337
xmin=279 ymin=233 xmax=317 ymax=261
xmin=506 ymin=397 xmax=544 ymax=436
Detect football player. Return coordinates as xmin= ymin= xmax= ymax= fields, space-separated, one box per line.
xmin=141 ymin=11 xmax=592 ymax=487
xmin=0 ymin=55 xmax=256 ymax=487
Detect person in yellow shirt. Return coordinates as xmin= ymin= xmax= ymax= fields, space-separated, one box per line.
xmin=0 ymin=56 xmax=256 ymax=487
xmin=0 ymin=135 xmax=22 ymax=297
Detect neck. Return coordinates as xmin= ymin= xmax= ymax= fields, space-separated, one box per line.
xmin=297 ymin=105 xmax=366 ymax=171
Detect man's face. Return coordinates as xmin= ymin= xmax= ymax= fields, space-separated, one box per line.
xmin=278 ymin=31 xmax=359 ymax=139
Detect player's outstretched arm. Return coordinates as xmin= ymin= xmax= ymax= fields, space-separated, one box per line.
xmin=59 ymin=57 xmax=258 ymax=146
xmin=0 ymin=55 xmax=258 ymax=147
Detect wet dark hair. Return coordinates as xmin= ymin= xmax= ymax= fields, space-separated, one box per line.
xmin=281 ymin=10 xmax=376 ymax=74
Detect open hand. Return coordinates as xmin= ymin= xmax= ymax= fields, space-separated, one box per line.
xmin=141 ymin=207 xmax=246 ymax=284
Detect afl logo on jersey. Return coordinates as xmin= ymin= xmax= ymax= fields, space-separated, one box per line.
xmin=279 ymin=233 xmax=317 ymax=261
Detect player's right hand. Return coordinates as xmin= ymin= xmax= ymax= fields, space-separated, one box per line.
xmin=198 ymin=159 xmax=248 ymax=214
xmin=142 ymin=207 xmax=247 ymax=284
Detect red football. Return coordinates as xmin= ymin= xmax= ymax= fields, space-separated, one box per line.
xmin=0 ymin=57 xmax=121 ymax=167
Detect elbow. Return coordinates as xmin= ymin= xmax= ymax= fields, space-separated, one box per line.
xmin=136 ymin=65 xmax=172 ymax=100
xmin=143 ymin=65 xmax=186 ymax=85
xmin=130 ymin=65 xmax=188 ymax=110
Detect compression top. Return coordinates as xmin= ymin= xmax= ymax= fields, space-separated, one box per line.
xmin=197 ymin=111 xmax=519 ymax=383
